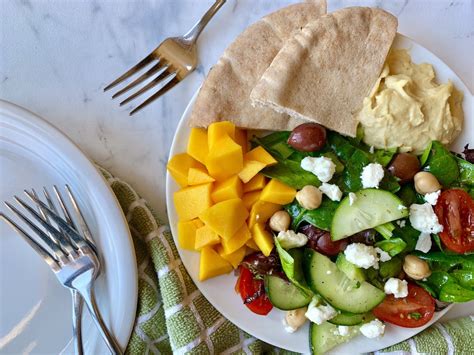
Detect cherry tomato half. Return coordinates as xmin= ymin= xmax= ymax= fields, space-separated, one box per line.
xmin=237 ymin=266 xmax=273 ymax=315
xmin=373 ymin=283 xmax=435 ymax=328
xmin=434 ymin=189 xmax=474 ymax=254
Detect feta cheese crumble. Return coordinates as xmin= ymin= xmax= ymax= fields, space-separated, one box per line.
xmin=305 ymin=297 xmax=338 ymax=325
xmin=276 ymin=230 xmax=308 ymax=250
xmin=361 ymin=163 xmax=384 ymax=188
xmin=348 ymin=192 xmax=357 ymax=206
xmin=369 ymin=146 xmax=375 ymax=154
xmin=396 ymin=220 xmax=406 ymax=228
xmin=424 ymin=190 xmax=441 ymax=206
xmin=360 ymin=319 xmax=385 ymax=338
xmin=415 ymin=232 xmax=432 ymax=253
xmin=409 ymin=203 xmax=443 ymax=234
xmin=344 ymin=243 xmax=379 ymax=269
xmin=319 ymin=183 xmax=342 ymax=201
xmin=375 ymin=247 xmax=391 ymax=262
xmin=384 ymin=278 xmax=408 ymax=298
xmin=300 ymin=156 xmax=336 ymax=183
xmin=398 ymin=204 xmax=407 ymax=210
xmin=338 ymin=325 xmax=350 ymax=336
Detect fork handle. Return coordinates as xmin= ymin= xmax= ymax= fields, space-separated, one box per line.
xmin=72 ymin=290 xmax=84 ymax=355
xmin=184 ymin=0 xmax=226 ymax=44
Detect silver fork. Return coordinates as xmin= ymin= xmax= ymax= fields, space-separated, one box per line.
xmin=1 ymin=187 xmax=122 ymax=355
xmin=104 ymin=0 xmax=226 ymax=115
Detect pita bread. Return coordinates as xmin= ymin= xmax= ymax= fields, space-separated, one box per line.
xmin=250 ymin=7 xmax=398 ymax=137
xmin=189 ymin=1 xmax=327 ymax=131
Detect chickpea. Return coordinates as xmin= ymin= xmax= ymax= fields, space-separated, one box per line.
xmin=285 ymin=307 xmax=307 ymax=331
xmin=403 ymin=255 xmax=431 ymax=280
xmin=269 ymin=211 xmax=291 ymax=232
xmin=296 ymin=185 xmax=322 ymax=210
xmin=414 ymin=172 xmax=441 ymax=194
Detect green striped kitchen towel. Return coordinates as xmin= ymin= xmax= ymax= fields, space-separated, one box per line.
xmin=98 ymin=167 xmax=473 ymax=354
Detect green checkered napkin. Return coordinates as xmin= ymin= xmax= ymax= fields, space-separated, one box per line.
xmin=98 ymin=167 xmax=473 ymax=354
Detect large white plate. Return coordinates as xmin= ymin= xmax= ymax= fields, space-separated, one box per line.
xmin=166 ymin=34 xmax=473 ymax=354
xmin=0 ymin=100 xmax=137 ymax=354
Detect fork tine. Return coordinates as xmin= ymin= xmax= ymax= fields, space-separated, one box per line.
xmin=119 ymin=70 xmax=175 ymax=106
xmin=52 ymin=186 xmax=76 ymax=230
xmin=130 ymin=76 xmax=181 ymax=116
xmin=111 ymin=60 xmax=167 ymax=99
xmin=103 ymin=54 xmax=155 ymax=92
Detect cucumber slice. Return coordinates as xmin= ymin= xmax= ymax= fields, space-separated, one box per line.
xmin=328 ymin=311 xmax=374 ymax=326
xmin=331 ymin=189 xmax=409 ymax=241
xmin=264 ymin=275 xmax=312 ymax=310
xmin=310 ymin=321 xmax=359 ymax=354
xmin=304 ymin=249 xmax=385 ymax=313
xmin=336 ymin=253 xmax=366 ymax=282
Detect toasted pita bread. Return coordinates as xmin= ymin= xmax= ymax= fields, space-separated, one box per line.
xmin=189 ymin=1 xmax=327 ymax=131
xmin=250 ymin=7 xmax=397 ymax=137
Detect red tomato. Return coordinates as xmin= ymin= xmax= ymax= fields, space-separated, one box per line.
xmin=434 ymin=189 xmax=474 ymax=254
xmin=237 ymin=266 xmax=273 ymax=315
xmin=373 ymin=283 xmax=435 ymax=328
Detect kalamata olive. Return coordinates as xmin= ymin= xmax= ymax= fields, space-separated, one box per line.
xmin=349 ymin=229 xmax=377 ymax=245
xmin=287 ymin=123 xmax=327 ymax=152
xmin=387 ymin=153 xmax=420 ymax=184
xmin=300 ymin=224 xmax=348 ymax=256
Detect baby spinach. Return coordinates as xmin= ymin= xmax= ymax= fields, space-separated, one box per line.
xmin=456 ymin=157 xmax=474 ymax=186
xmin=285 ymin=199 xmax=339 ymax=231
xmin=379 ymin=256 xmax=403 ymax=280
xmin=424 ymin=141 xmax=459 ymax=186
xmin=251 ymin=132 xmax=292 ymax=159
xmin=412 ymin=251 xmax=474 ymax=269
xmin=262 ymin=159 xmax=320 ymax=189
xmin=452 ymin=269 xmax=474 ymax=289
xmin=373 ymin=147 xmax=397 ymax=167
xmin=392 ymin=223 xmax=419 ymax=252
xmin=375 ymin=238 xmax=407 ymax=257
xmin=439 ymin=283 xmax=474 ymax=303
xmin=398 ymin=184 xmax=417 ymax=206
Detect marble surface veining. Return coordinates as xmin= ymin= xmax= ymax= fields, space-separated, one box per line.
xmin=1 ymin=0 xmax=473 ymax=222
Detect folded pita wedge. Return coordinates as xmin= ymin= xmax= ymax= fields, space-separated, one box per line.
xmin=189 ymin=1 xmax=327 ymax=131
xmin=250 ymin=7 xmax=398 ymax=137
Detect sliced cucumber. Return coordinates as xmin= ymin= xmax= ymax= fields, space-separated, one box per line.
xmin=328 ymin=311 xmax=374 ymax=326
xmin=336 ymin=253 xmax=366 ymax=282
xmin=303 ymin=249 xmax=385 ymax=313
xmin=264 ymin=275 xmax=312 ymax=310
xmin=310 ymin=321 xmax=359 ymax=354
xmin=331 ymin=189 xmax=409 ymax=241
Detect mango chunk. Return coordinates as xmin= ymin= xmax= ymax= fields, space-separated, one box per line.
xmin=251 ymin=223 xmax=274 ymax=256
xmin=199 ymin=198 xmax=248 ymax=240
xmin=244 ymin=146 xmax=277 ymax=166
xmin=260 ymin=179 xmax=296 ymax=205
xmin=188 ymin=167 xmax=215 ymax=186
xmin=242 ymin=190 xmax=262 ymax=210
xmin=206 ymin=135 xmax=243 ymax=181
xmin=177 ymin=219 xmax=203 ymax=250
xmin=187 ymin=128 xmax=209 ymax=164
xmin=238 ymin=160 xmax=266 ymax=184
xmin=248 ymin=200 xmax=281 ymax=228
xmin=246 ymin=238 xmax=259 ymax=251
xmin=217 ymin=245 xmax=246 ymax=269
xmin=174 ymin=183 xmax=212 ymax=221
xmin=167 ymin=153 xmax=204 ymax=187
xmin=234 ymin=128 xmax=248 ymax=153
xmin=222 ymin=224 xmax=252 ymax=255
xmin=211 ymin=175 xmax=243 ymax=203
xmin=208 ymin=121 xmax=235 ymax=149
xmin=195 ymin=225 xmax=220 ymax=250
xmin=243 ymin=174 xmax=267 ymax=192
xmin=199 ymin=246 xmax=233 ymax=281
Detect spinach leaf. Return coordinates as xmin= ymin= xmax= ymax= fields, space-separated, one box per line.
xmin=439 ymin=283 xmax=474 ymax=302
xmin=342 ymin=149 xmax=371 ymax=192
xmin=379 ymin=173 xmax=401 ymax=193
xmin=262 ymin=159 xmax=320 ymax=189
xmin=456 ymin=157 xmax=474 ymax=186
xmin=375 ymin=238 xmax=407 ymax=257
xmin=252 ymin=132 xmax=292 ymax=159
xmin=452 ymin=269 xmax=474 ymax=289
xmin=398 ymin=184 xmax=417 ymax=206
xmin=425 ymin=141 xmax=459 ymax=186
xmin=432 ymin=234 xmax=444 ymax=252
xmin=373 ymin=147 xmax=397 ymax=167
xmin=420 ymin=141 xmax=433 ymax=166
xmin=392 ymin=223 xmax=419 ymax=252
xmin=327 ymin=131 xmax=356 ymax=161
xmin=419 ymin=271 xmax=457 ymax=295
xmin=379 ymin=256 xmax=403 ymax=280
xmin=285 ymin=199 xmax=339 ymax=231
xmin=412 ymin=251 xmax=474 ymax=269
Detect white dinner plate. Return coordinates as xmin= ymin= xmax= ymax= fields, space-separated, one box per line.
xmin=0 ymin=101 xmax=137 ymax=354
xmin=166 ymin=34 xmax=473 ymax=354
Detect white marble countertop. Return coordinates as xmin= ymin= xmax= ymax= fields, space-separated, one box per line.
xmin=1 ymin=0 xmax=473 ymax=222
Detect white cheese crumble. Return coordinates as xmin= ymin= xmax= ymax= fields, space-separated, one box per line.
xmin=305 ymin=297 xmax=338 ymax=325
xmin=424 ymin=190 xmax=441 ymax=206
xmin=319 ymin=182 xmax=343 ymax=201
xmin=360 ymin=319 xmax=385 ymax=338
xmin=384 ymin=278 xmax=408 ymax=298
xmin=344 ymin=243 xmax=379 ymax=269
xmin=415 ymin=232 xmax=433 ymax=253
xmin=348 ymin=192 xmax=357 ymax=206
xmin=398 ymin=204 xmax=407 ymax=210
xmin=300 ymin=156 xmax=336 ymax=183
xmin=276 ymin=230 xmax=308 ymax=250
xmin=409 ymin=203 xmax=443 ymax=234
xmin=369 ymin=146 xmax=375 ymax=154
xmin=375 ymin=247 xmax=392 ymax=262
xmin=338 ymin=325 xmax=350 ymax=336
xmin=361 ymin=163 xmax=384 ymax=188
xmin=396 ymin=220 xmax=406 ymax=228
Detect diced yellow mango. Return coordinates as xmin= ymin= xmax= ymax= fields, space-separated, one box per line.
xmin=244 ymin=146 xmax=277 ymax=166
xmin=187 ymin=167 xmax=215 ymax=186
xmin=222 ymin=224 xmax=252 ymax=255
xmin=217 ymin=245 xmax=246 ymax=269
xmin=199 ymin=246 xmax=233 ymax=281
xmin=246 ymin=238 xmax=259 ymax=250
xmin=248 ymin=200 xmax=282 ymax=228
xmin=251 ymin=223 xmax=274 ymax=256
xmin=238 ymin=160 xmax=266 ymax=183
xmin=167 ymin=153 xmax=204 ymax=187
xmin=206 ymin=135 xmax=243 ymax=181
xmin=260 ymin=179 xmax=296 ymax=205
xmin=208 ymin=121 xmax=236 ymax=149
xmin=195 ymin=225 xmax=220 ymax=250
xmin=199 ymin=198 xmax=249 ymax=240
xmin=177 ymin=219 xmax=203 ymax=250
xmin=174 ymin=183 xmax=212 ymax=221
xmin=243 ymin=174 xmax=267 ymax=193
xmin=242 ymin=190 xmax=262 ymax=210
xmin=234 ymin=128 xmax=248 ymax=153
xmin=211 ymin=175 xmax=243 ymax=203
xmin=187 ymin=128 xmax=209 ymax=164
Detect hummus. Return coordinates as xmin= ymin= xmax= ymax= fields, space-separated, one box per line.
xmin=358 ymin=49 xmax=463 ymax=154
